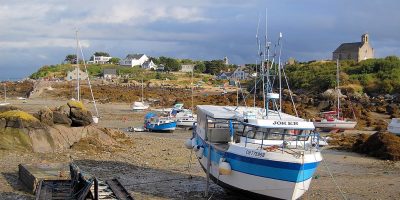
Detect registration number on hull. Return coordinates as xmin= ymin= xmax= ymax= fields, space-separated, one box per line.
xmin=245 ymin=150 xmax=265 ymax=158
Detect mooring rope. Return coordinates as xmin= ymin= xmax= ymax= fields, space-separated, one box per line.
xmin=320 ymin=150 xmax=347 ymax=200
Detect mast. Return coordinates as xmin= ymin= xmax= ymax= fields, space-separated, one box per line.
xmin=255 ymin=15 xmax=261 ymax=108
xmin=141 ymin=77 xmax=144 ymax=102
xmin=191 ymin=69 xmax=194 ymax=112
xmin=278 ymin=32 xmax=283 ymax=111
xmin=337 ymin=59 xmax=340 ymax=119
xmin=75 ymin=30 xmax=80 ymax=101
xmin=3 ymin=83 xmax=6 ymax=103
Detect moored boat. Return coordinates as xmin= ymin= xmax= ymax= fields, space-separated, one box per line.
xmin=313 ymin=60 xmax=357 ymax=130
xmin=144 ymin=112 xmax=176 ymax=132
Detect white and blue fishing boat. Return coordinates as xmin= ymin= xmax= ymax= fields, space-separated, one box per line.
xmin=185 ymin=30 xmax=322 ymax=199
xmin=144 ymin=112 xmax=176 ymax=132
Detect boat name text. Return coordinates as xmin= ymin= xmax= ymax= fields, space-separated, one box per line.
xmin=272 ymin=121 xmax=299 ymax=126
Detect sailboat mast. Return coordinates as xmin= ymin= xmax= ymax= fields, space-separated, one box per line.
xmin=191 ymin=69 xmax=194 ymax=112
xmin=3 ymin=83 xmax=6 ymax=103
xmin=75 ymin=30 xmax=80 ymax=101
xmin=141 ymin=77 xmax=144 ymax=102
xmin=337 ymin=59 xmax=340 ymax=119
xmin=262 ymin=8 xmax=267 ymax=111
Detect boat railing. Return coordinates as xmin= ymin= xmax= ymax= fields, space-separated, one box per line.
xmin=243 ymin=131 xmax=321 ymax=153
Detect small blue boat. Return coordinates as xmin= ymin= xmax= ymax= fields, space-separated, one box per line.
xmin=144 ymin=112 xmax=176 ymax=132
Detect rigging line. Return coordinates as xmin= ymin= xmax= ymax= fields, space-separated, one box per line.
xmin=77 ymin=34 xmax=99 ymax=117
xmin=282 ymin=66 xmax=298 ymax=117
xmin=320 ymin=149 xmax=347 ymax=200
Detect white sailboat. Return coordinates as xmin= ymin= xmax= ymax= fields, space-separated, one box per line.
xmin=185 ymin=29 xmax=322 ymax=199
xmin=313 ymin=60 xmax=357 ymax=130
xmin=132 ymin=78 xmax=149 ymax=111
xmin=74 ymin=31 xmax=100 ymax=123
xmin=0 ymin=83 xmax=10 ymax=106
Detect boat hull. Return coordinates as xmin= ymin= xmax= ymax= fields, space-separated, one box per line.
xmin=146 ymin=121 xmax=176 ymax=132
xmin=195 ymin=136 xmax=321 ymax=200
xmin=313 ymin=120 xmax=356 ymax=130
xmin=176 ymin=119 xmax=196 ymax=128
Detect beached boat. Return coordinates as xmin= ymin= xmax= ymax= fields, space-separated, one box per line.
xmin=132 ymin=78 xmax=150 ymax=111
xmin=0 ymin=83 xmax=10 ymax=106
xmin=388 ymin=118 xmax=400 ymax=135
xmin=185 ymin=31 xmax=322 ymax=199
xmin=313 ymin=60 xmax=357 ymax=130
xmin=144 ymin=112 xmax=176 ymax=132
xmin=170 ymin=103 xmax=197 ymax=128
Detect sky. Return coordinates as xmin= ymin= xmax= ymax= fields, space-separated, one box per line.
xmin=0 ymin=0 xmax=400 ymax=80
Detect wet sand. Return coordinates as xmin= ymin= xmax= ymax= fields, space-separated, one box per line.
xmin=1 ymin=98 xmax=400 ymax=199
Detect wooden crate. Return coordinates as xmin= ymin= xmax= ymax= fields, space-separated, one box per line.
xmin=18 ymin=163 xmax=70 ymax=194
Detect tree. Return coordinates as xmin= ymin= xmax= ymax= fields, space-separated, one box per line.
xmin=109 ymin=57 xmax=120 ymax=64
xmin=194 ymin=62 xmax=206 ymax=73
xmin=204 ymin=60 xmax=226 ymax=75
xmin=94 ymin=52 xmax=110 ymax=57
xmin=159 ymin=56 xmax=181 ymax=71
xmin=65 ymin=54 xmax=77 ymax=63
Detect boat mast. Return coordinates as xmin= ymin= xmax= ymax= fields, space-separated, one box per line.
xmin=75 ymin=30 xmax=80 ymax=101
xmin=191 ymin=69 xmax=194 ymax=112
xmin=141 ymin=77 xmax=144 ymax=102
xmin=262 ymin=8 xmax=267 ymax=111
xmin=254 ymin=15 xmax=261 ymax=108
xmin=3 ymin=83 xmax=6 ymax=103
xmin=77 ymin=32 xmax=100 ymax=118
xmin=337 ymin=59 xmax=340 ymax=119
xmin=278 ymin=32 xmax=283 ymax=111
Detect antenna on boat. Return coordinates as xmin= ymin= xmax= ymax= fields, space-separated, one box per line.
xmin=254 ymin=14 xmax=261 ymax=108
xmin=278 ymin=32 xmax=283 ymax=111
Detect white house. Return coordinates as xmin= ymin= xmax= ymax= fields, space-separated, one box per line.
xmin=180 ymin=64 xmax=194 ymax=73
xmin=120 ymin=54 xmax=149 ymax=67
xmin=231 ymin=65 xmax=250 ymax=80
xmin=142 ymin=60 xmax=157 ymax=70
xmin=66 ymin=68 xmax=88 ymax=81
xmin=92 ymin=55 xmax=112 ymax=64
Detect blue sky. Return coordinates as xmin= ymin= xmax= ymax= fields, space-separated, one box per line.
xmin=0 ymin=0 xmax=399 ymax=80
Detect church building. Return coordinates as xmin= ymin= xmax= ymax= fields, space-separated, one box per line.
xmin=332 ymin=33 xmax=374 ymax=62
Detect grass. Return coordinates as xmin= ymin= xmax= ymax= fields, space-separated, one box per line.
xmin=67 ymin=100 xmax=86 ymax=110
xmin=0 ymin=110 xmax=39 ymax=121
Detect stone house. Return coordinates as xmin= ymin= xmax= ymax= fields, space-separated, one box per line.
xmin=180 ymin=64 xmax=194 ymax=73
xmin=332 ymin=33 xmax=374 ymax=62
xmin=66 ymin=68 xmax=88 ymax=81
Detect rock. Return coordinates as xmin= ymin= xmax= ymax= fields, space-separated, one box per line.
xmin=56 ymin=104 xmax=70 ymax=116
xmin=53 ymin=111 xmax=72 ymax=125
xmin=0 ymin=110 xmax=43 ymax=129
xmin=0 ymin=105 xmax=20 ymax=113
xmin=37 ymin=107 xmax=54 ymax=126
xmin=70 ymin=108 xmax=93 ymax=127
xmin=0 ymin=118 xmax=5 ymax=128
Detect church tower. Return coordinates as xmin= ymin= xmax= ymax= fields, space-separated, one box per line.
xmin=362 ymin=33 xmax=369 ymax=44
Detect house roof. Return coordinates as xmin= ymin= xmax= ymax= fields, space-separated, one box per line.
xmin=219 ymin=72 xmax=233 ymax=77
xmin=126 ymin=53 xmax=145 ymax=60
xmin=333 ymin=42 xmax=363 ymax=53
xmin=103 ymin=68 xmax=117 ymax=75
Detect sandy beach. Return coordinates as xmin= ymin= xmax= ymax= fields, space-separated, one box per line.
xmin=1 ymin=98 xmax=400 ymax=200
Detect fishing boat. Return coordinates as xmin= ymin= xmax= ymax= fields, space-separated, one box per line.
xmin=313 ymin=60 xmax=357 ymax=130
xmin=0 ymin=83 xmax=10 ymax=106
xmin=388 ymin=118 xmax=400 ymax=136
xmin=132 ymin=78 xmax=149 ymax=111
xmin=185 ymin=31 xmax=322 ymax=199
xmin=144 ymin=112 xmax=176 ymax=132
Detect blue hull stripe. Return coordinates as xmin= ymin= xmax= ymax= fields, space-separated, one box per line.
xmin=197 ymin=136 xmax=320 ymax=183
xmin=148 ymin=122 xmax=176 ymax=131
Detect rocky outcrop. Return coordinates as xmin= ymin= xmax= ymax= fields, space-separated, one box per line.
xmin=0 ymin=105 xmax=20 ymax=113
xmin=67 ymin=100 xmax=93 ymax=127
xmin=36 ymin=107 xmax=54 ymax=126
xmin=53 ymin=111 xmax=72 ymax=125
